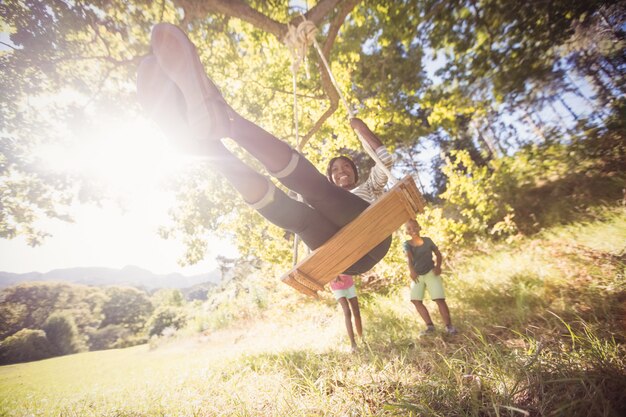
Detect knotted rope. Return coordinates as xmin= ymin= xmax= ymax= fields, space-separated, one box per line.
xmin=284 ymin=20 xmax=319 ymax=266
xmin=283 ymin=19 xmax=402 ymax=266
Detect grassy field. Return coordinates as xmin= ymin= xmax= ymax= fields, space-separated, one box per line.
xmin=1 ymin=207 xmax=624 ymax=417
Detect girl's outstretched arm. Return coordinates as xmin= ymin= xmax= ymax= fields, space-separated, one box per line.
xmin=350 ymin=117 xmax=384 ymax=151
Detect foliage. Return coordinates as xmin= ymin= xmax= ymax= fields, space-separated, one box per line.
xmin=145 ymin=305 xmax=188 ymax=337
xmin=1 ymin=0 xmax=622 ymax=269
xmin=439 ymin=149 xmax=517 ymax=240
xmin=87 ymin=324 xmax=134 ymax=351
xmin=0 ymin=0 xmax=162 ymax=243
xmin=0 ymin=282 xmax=154 ymax=354
xmin=150 ymin=288 xmax=185 ymax=308
xmin=0 ymin=209 xmax=624 ymax=415
xmin=188 ymin=257 xmax=275 ymax=333
xmin=42 ymin=312 xmax=84 ymax=356
xmin=0 ymin=329 xmax=53 ymax=365
xmin=101 ymin=286 xmax=154 ymax=333
xmin=0 ymin=282 xmax=105 ymax=340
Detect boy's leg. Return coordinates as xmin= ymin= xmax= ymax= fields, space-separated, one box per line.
xmin=425 ymin=271 xmax=456 ymax=333
xmin=433 ymin=299 xmax=452 ymax=327
xmin=411 ymin=279 xmax=434 ymax=326
xmin=411 ymin=300 xmax=433 ymax=327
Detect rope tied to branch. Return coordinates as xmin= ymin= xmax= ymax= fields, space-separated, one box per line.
xmin=283 ymin=20 xmax=318 ymax=76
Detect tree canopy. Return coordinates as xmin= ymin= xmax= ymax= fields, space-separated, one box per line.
xmin=1 ymin=0 xmax=623 ymax=267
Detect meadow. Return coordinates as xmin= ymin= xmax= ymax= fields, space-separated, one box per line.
xmin=1 ymin=207 xmax=624 ymax=417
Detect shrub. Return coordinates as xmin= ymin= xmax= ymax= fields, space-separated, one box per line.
xmin=87 ymin=324 xmax=133 ymax=351
xmin=101 ymin=287 xmax=153 ymax=333
xmin=439 ymin=149 xmax=518 ymax=242
xmin=42 ymin=312 xmax=84 ymax=356
xmin=0 ymin=329 xmax=53 ymax=364
xmin=145 ymin=306 xmax=187 ymax=337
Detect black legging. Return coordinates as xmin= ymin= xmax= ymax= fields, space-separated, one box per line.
xmin=257 ymin=150 xmax=392 ymax=275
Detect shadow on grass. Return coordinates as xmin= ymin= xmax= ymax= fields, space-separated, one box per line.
xmin=513 ymin=170 xmax=625 ymax=235
xmin=453 ymin=268 xmax=625 ymax=342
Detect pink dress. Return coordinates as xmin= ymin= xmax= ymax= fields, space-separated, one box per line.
xmin=330 ymin=274 xmax=354 ymax=291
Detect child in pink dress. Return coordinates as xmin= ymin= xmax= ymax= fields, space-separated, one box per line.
xmin=330 ymin=274 xmax=362 ymax=351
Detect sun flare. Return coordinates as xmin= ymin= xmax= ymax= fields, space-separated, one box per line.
xmin=40 ymin=116 xmax=191 ymax=201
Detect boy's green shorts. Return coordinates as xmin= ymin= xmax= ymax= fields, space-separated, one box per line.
xmin=410 ymin=269 xmax=445 ymax=301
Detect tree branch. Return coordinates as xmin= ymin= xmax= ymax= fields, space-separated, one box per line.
xmin=171 ymin=0 xmax=363 ymax=148
xmin=0 ymin=41 xmax=17 ymax=51
xmin=299 ymin=0 xmax=362 ymax=148
xmin=173 ymin=0 xmax=287 ymax=39
xmin=295 ymin=0 xmax=344 ymax=27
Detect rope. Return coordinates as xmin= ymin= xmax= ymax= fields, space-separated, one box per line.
xmin=285 ymin=19 xmax=397 ymax=184
xmin=307 ymin=26 xmax=399 ymax=184
xmin=291 ymin=65 xmax=303 ymax=266
xmin=284 ymin=18 xmax=405 ymax=265
xmin=285 ymin=20 xmax=319 ymax=266
xmin=283 ymin=20 xmax=318 ymax=77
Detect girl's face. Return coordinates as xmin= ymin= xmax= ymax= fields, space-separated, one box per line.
xmin=330 ymin=158 xmax=357 ymax=189
xmin=405 ymin=220 xmax=421 ymax=237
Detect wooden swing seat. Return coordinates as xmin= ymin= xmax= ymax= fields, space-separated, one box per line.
xmin=281 ymin=175 xmax=425 ymax=297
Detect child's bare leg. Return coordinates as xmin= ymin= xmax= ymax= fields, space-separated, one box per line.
xmin=338 ymin=297 xmax=357 ymax=349
xmin=411 ymin=300 xmax=434 ymax=326
xmin=348 ymin=297 xmax=363 ymax=339
xmin=434 ymin=299 xmax=452 ymax=327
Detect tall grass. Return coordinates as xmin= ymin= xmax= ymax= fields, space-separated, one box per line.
xmin=1 ymin=208 xmax=624 ymax=416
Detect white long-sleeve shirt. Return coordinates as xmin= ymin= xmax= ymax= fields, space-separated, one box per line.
xmin=351 ymin=146 xmax=393 ymax=203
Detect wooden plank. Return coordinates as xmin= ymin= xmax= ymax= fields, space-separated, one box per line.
xmin=281 ymin=176 xmax=424 ymax=296
xmin=282 ymin=275 xmax=319 ymax=297
xmin=293 ymin=270 xmax=325 ymax=292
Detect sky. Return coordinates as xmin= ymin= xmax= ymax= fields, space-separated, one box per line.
xmin=0 ymin=30 xmax=244 ymax=276
xmin=0 ymin=112 xmax=237 ymax=276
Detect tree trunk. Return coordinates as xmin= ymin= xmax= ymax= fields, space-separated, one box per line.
xmin=586 ymin=64 xmax=616 ymax=104
xmin=486 ymin=123 xmax=506 ymax=155
xmin=472 ymin=120 xmax=498 ymax=158
xmin=173 ymin=0 xmax=348 ymax=40
xmin=564 ymin=70 xmax=598 ymax=113
xmin=523 ymin=109 xmax=548 ymax=143
xmin=547 ymin=99 xmax=577 ymax=139
xmin=557 ymin=95 xmax=579 ymax=122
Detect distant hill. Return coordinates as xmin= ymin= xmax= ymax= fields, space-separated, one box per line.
xmin=0 ymin=265 xmax=221 ymax=290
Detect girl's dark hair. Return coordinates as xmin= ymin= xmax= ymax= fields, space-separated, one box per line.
xmin=326 ymin=156 xmax=358 ymax=184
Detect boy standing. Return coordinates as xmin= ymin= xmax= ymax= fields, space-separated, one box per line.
xmin=403 ymin=219 xmax=457 ymax=336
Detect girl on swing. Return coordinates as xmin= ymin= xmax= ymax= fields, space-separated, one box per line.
xmin=138 ymin=23 xmax=394 ymax=350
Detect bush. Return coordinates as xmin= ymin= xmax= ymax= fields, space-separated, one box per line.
xmin=87 ymin=324 xmax=133 ymax=351
xmin=145 ymin=306 xmax=187 ymax=337
xmin=0 ymin=329 xmax=53 ymax=364
xmin=42 ymin=312 xmax=84 ymax=356
xmin=438 ymin=149 xmax=518 ymax=243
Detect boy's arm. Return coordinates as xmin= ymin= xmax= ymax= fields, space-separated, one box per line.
xmin=405 ymin=249 xmax=418 ymax=281
xmin=433 ymin=247 xmax=443 ymax=276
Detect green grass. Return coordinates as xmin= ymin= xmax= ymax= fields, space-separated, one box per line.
xmin=1 ymin=207 xmax=625 ymax=416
